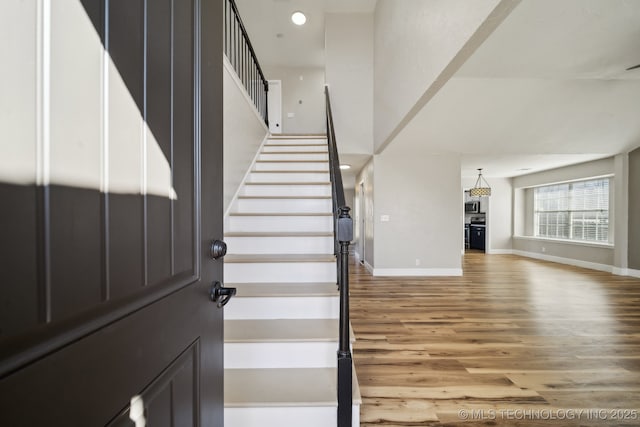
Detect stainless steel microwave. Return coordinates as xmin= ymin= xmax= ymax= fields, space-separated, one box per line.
xmin=465 ymin=201 xmax=480 ymax=213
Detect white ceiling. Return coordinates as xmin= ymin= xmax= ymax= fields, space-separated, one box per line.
xmin=235 ymin=0 xmax=377 ymax=68
xmin=395 ymin=0 xmax=640 ymax=177
xmin=235 ymin=0 xmax=640 ymax=178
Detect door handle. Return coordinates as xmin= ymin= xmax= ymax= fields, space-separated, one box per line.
xmin=210 ymin=281 xmax=236 ymax=308
xmin=210 ymin=240 xmax=227 ymax=260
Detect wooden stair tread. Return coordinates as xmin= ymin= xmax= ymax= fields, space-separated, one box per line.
xmin=228 ymin=282 xmax=338 ymax=297
xmin=225 ymin=319 xmax=338 ymax=343
xmin=244 ymin=182 xmax=331 ymax=186
xmin=250 ymin=170 xmax=329 ymax=173
xmin=261 ymin=151 xmax=327 ymax=155
xmin=268 ymin=134 xmax=327 ymax=139
xmin=224 ymin=254 xmax=335 ymax=263
xmin=256 ymin=159 xmax=328 ymax=163
xmin=228 ymin=212 xmax=332 ymax=216
xmin=237 ymin=195 xmax=331 ymax=200
xmin=225 ymin=231 xmax=332 ymax=237
xmin=225 ymin=368 xmax=334 ymax=407
xmin=264 ymin=144 xmax=327 ymax=148
xmin=224 ymin=368 xmax=361 ymax=407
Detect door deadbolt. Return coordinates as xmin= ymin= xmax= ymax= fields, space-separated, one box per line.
xmin=210 ymin=240 xmax=227 ymax=260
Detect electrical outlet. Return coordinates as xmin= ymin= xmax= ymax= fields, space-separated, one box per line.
xmin=541 ymin=247 xmax=546 ymax=253
xmin=415 ymin=259 xmax=421 ymax=266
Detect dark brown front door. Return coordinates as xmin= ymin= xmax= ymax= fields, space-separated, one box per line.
xmin=0 ymin=0 xmax=224 ymax=425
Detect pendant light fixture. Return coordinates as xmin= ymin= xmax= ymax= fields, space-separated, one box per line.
xmin=469 ymin=168 xmax=491 ymax=197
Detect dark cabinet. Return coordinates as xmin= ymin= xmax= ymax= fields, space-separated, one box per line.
xmin=470 ymin=225 xmax=485 ymax=251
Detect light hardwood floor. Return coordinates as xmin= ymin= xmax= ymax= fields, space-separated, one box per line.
xmin=350 ymin=253 xmax=640 ymax=426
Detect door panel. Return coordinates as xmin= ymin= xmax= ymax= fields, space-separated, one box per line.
xmin=0 ymin=0 xmax=223 ymax=425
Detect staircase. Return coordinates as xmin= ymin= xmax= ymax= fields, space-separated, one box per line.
xmin=223 ymin=135 xmax=361 ymax=427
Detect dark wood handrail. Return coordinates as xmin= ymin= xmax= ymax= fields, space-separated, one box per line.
xmin=325 ymin=85 xmax=353 ymax=427
xmin=224 ymin=0 xmax=269 ymax=125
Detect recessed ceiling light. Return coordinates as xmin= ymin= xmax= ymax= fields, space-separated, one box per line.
xmin=340 ymin=164 xmax=351 ymax=170
xmin=291 ymin=11 xmax=306 ymax=26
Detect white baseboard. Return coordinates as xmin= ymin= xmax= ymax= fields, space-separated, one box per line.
xmin=628 ymin=268 xmax=640 ymax=278
xmin=512 ymin=250 xmax=613 ymax=273
xmin=612 ymin=267 xmax=640 ymax=278
xmin=363 ymin=261 xmax=374 ymax=274
xmin=372 ymin=268 xmax=463 ymax=277
xmin=486 ymin=249 xmax=514 ymax=255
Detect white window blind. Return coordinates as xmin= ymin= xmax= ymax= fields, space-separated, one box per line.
xmin=534 ymin=178 xmax=610 ymax=243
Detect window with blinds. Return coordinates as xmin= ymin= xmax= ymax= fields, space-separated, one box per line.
xmin=533 ymin=178 xmax=610 ymax=243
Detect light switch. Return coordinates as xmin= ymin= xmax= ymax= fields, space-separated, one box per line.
xmin=287 ymin=112 xmax=295 ymax=118
xmin=380 ymin=215 xmax=390 ymax=222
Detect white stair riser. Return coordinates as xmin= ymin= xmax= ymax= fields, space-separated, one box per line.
xmin=254 ymin=161 xmax=329 ymax=171
xmin=226 ymin=215 xmax=333 ymax=232
xmin=226 ymin=236 xmax=333 ymax=254
xmin=224 ymin=296 xmax=339 ymax=320
xmin=262 ymin=145 xmax=327 ymax=153
xmin=225 ymin=262 xmax=336 ymax=283
xmin=225 ymin=407 xmax=332 ymax=427
xmin=258 ymin=152 xmax=328 ymax=161
xmin=241 ymin=184 xmax=331 ymax=197
xmin=225 ymin=406 xmax=360 ymax=427
xmin=247 ymin=172 xmax=330 ymax=183
xmin=266 ymin=138 xmax=327 ymax=145
xmin=225 ymin=342 xmax=337 ymax=369
xmin=234 ymin=198 xmax=332 ymax=213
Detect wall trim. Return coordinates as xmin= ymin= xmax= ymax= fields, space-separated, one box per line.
xmin=612 ymin=267 xmax=640 ymax=278
xmin=486 ymin=249 xmax=514 ymax=255
xmin=363 ymin=261 xmax=374 ymax=274
xmin=512 ymin=250 xmax=613 ymax=273
xmin=513 ymin=235 xmax=614 ymax=249
xmin=627 ymin=268 xmax=640 ymax=278
xmin=223 ymin=134 xmax=269 ymax=218
xmin=372 ymin=268 xmax=463 ymax=277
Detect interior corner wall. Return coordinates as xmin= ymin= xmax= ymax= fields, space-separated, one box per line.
xmin=372 ymin=0 xmax=500 ymax=151
xmin=629 ymin=147 xmax=640 ymax=269
xmin=263 ymin=65 xmax=325 ymax=134
xmin=373 ymin=149 xmax=462 ymax=274
xmin=325 ymin=13 xmax=374 ymax=155
xmin=223 ymin=62 xmax=268 ymax=212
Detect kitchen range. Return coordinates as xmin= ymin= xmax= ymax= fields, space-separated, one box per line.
xmin=463 ymin=190 xmax=488 ymax=253
xmin=469 ymin=216 xmax=486 ymax=251
xmin=465 ymin=215 xmax=486 ymax=252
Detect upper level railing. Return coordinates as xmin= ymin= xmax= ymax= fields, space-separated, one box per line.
xmin=325 ymin=86 xmax=353 ymax=427
xmin=224 ymin=0 xmax=269 ymax=126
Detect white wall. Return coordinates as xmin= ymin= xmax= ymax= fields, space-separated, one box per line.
xmin=325 ymin=13 xmax=374 ymax=155
xmin=263 ymin=66 xmax=325 ymax=134
xmin=373 ymin=146 xmax=462 ymax=275
xmin=373 ymin=0 xmax=501 ymax=152
xmin=223 ymin=59 xmax=269 ymax=212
